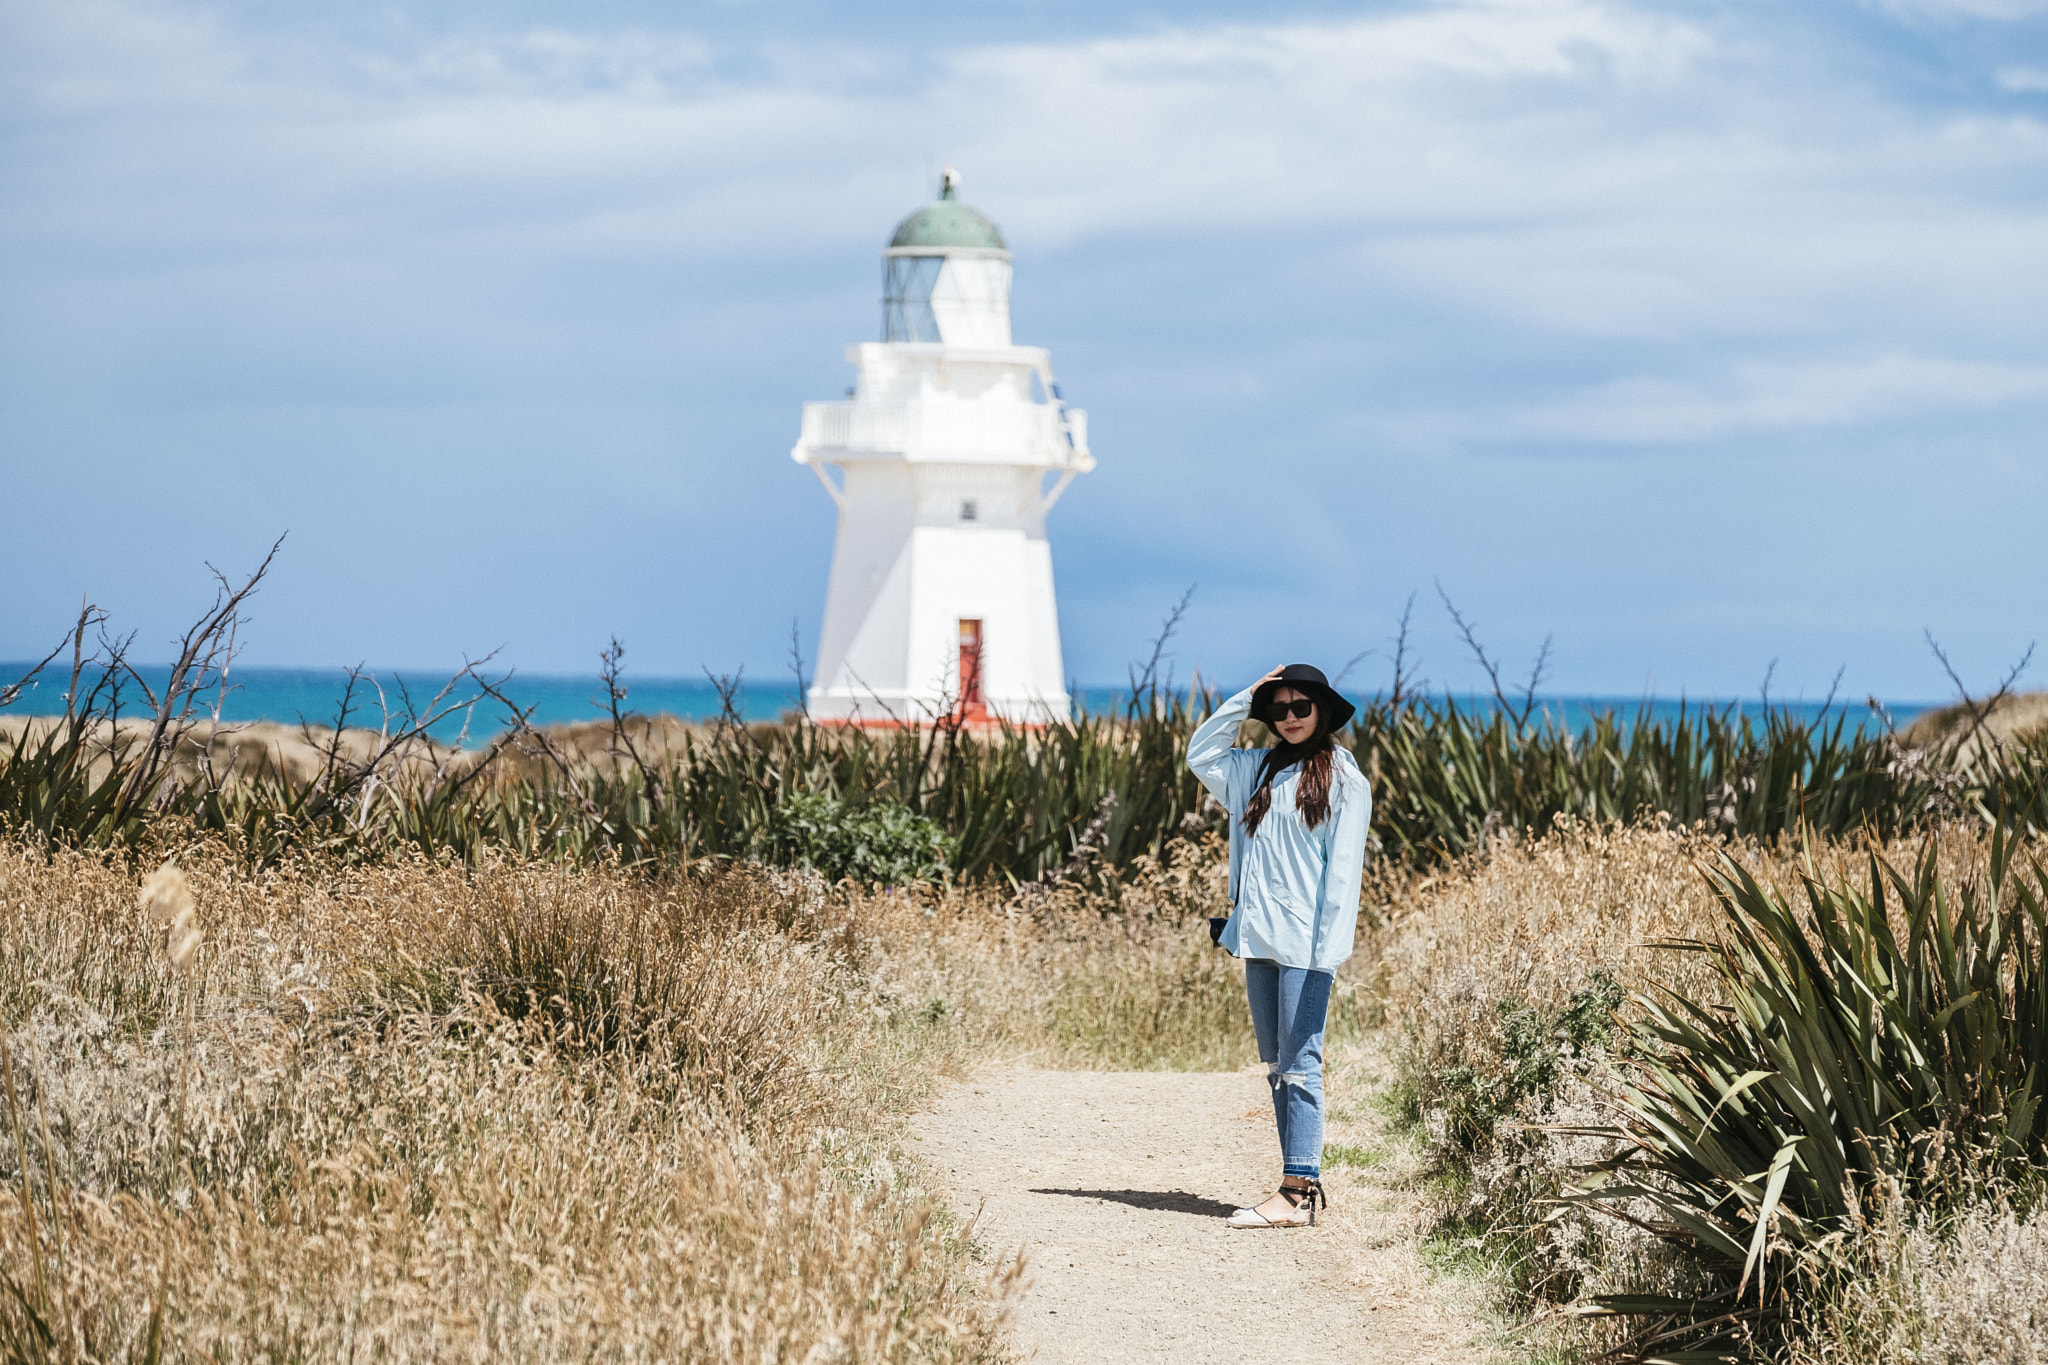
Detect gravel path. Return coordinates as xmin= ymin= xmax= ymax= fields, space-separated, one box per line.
xmin=914 ymin=1067 xmax=1493 ymax=1364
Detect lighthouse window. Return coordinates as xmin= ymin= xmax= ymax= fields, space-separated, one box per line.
xmin=883 ymin=255 xmax=944 ymax=342
xmin=959 ymin=499 xmax=978 ymax=522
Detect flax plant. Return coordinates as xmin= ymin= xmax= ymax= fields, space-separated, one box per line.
xmin=1563 ymin=823 xmax=2048 ymax=1360
xmin=12 ymin=678 xmax=2044 ymax=885
xmin=5 ymin=568 xmax=2045 ymax=879
xmin=1349 ymin=696 xmax=2036 ymax=867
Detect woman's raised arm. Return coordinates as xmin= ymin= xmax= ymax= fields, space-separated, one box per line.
xmin=1186 ymin=680 xmax=1265 ymax=808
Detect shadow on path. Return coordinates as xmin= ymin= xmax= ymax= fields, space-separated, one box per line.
xmin=1029 ymin=1188 xmax=1239 ymax=1218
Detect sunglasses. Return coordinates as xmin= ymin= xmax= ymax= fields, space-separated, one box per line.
xmin=1263 ymin=698 xmax=1317 ymax=722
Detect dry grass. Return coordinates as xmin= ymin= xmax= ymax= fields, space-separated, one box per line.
xmin=1785 ymin=1183 xmax=2048 ymax=1364
xmin=0 ymin=842 xmax=1016 ymax=1362
xmin=859 ymin=834 xmax=1275 ymax=1073
xmin=0 ymin=828 xmax=1276 ymax=1362
xmin=1365 ymin=817 xmax=1728 ymax=1052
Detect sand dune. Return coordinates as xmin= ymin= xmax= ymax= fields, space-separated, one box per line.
xmin=0 ymin=711 xmax=727 ymax=786
xmin=1900 ymin=691 xmax=2048 ymax=764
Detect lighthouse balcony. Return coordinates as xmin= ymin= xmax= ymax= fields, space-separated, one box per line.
xmin=793 ymin=400 xmax=1091 ymax=469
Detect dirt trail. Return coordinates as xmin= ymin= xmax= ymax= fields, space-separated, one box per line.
xmin=914 ymin=1068 xmax=1494 ymax=1364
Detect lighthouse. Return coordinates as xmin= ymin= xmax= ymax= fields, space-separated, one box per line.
xmin=792 ymin=170 xmax=1094 ymax=725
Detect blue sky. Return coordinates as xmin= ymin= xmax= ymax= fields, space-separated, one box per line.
xmin=2 ymin=0 xmax=2043 ymax=701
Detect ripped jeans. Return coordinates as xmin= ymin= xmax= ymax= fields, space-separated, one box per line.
xmin=1243 ymin=960 xmax=1332 ymax=1180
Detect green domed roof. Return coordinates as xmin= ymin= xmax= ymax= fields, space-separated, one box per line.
xmin=887 ymin=174 xmax=1006 ymax=251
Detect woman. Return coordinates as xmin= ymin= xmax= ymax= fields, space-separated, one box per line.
xmin=1186 ymin=662 xmax=1371 ymax=1229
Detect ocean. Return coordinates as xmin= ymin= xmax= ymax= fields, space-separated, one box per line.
xmin=0 ymin=664 xmax=804 ymax=742
xmin=0 ymin=662 xmax=1935 ymax=746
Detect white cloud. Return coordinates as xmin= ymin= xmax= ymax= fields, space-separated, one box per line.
xmin=371 ymin=29 xmax=720 ymax=98
xmin=1516 ymin=354 xmax=2048 ymax=442
xmin=1870 ymin=0 xmax=2048 ymax=20
xmin=1997 ymin=65 xmax=2048 ymax=90
xmin=7 ymin=1 xmax=2048 ymax=407
xmin=11 ymin=0 xmax=2044 ymax=336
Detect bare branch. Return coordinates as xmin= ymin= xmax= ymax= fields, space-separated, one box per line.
xmin=115 ymin=533 xmax=287 ymax=821
xmin=0 ymin=603 xmax=97 ymax=712
xmin=352 ymin=656 xmax=504 ymax=813
xmin=1331 ymin=648 xmax=1375 ymax=689
xmin=471 ymin=666 xmax=603 ymax=819
xmin=307 ymin=668 xmax=369 ymax=799
xmin=83 ymin=627 xmax=138 ymax=756
xmin=64 ymin=598 xmax=107 ymax=738
xmin=833 ymin=659 xmax=904 ymax=729
xmin=704 ymin=667 xmax=752 ymax=751
xmin=194 ymin=612 xmax=248 ymax=799
xmin=274 ymin=652 xmax=504 ymax=826
xmin=1437 ymin=581 xmax=1544 ymax=728
xmin=787 ymin=619 xmax=811 ymax=721
xmin=1128 ymin=585 xmax=1195 ymax=715
xmin=1999 ymin=643 xmax=2035 ymax=698
xmin=1815 ymin=666 xmax=1845 ymax=723
xmin=602 ymin=637 xmax=666 ymax=819
xmin=1518 ymin=634 xmax=1554 ymax=731
xmin=1925 ymin=630 xmax=2036 ymax=762
xmin=1386 ymin=591 xmax=1420 ymax=709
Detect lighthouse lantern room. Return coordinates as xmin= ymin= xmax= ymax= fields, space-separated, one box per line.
xmin=792 ymin=170 xmax=1094 ymax=724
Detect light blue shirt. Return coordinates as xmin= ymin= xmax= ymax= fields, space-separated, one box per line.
xmin=1186 ymin=684 xmax=1372 ymax=972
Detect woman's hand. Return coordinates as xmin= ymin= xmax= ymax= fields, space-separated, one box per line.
xmin=1256 ymin=665 xmax=1287 ymax=689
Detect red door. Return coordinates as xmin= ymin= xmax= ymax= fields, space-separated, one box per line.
xmin=957 ymin=619 xmax=987 ymax=722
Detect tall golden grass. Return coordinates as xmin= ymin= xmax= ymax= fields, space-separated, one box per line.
xmin=0 ymin=830 xmax=1274 ymax=1361
xmin=1785 ymin=1177 xmax=2048 ymax=1364
xmin=1 ymin=841 xmax=1000 ymax=1360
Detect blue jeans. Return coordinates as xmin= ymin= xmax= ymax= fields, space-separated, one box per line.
xmin=1244 ymin=960 xmax=1331 ymax=1180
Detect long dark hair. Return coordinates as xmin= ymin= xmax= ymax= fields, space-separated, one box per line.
xmin=1241 ymin=714 xmax=1336 ymax=837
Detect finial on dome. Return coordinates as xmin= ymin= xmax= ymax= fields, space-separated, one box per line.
xmin=887 ymin=170 xmax=1005 ymax=250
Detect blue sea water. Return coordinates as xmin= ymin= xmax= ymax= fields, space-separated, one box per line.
xmin=0 ymin=662 xmax=1935 ymax=747
xmin=1446 ymin=693 xmax=1932 ymax=736
xmin=0 ymin=663 xmax=807 ymax=742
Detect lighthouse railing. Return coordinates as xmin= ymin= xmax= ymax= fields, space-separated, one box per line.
xmin=797 ymin=400 xmax=1080 ymax=464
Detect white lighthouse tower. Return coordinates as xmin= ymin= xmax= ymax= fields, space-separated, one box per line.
xmin=793 ymin=170 xmax=1094 ymax=725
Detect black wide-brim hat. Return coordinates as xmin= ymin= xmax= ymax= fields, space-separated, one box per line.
xmin=1251 ymin=663 xmax=1356 ymax=731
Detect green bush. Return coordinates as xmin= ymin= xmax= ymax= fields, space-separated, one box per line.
xmin=763 ymin=793 xmax=952 ymax=885
xmin=1398 ymin=971 xmax=1640 ymax=1315
xmin=1424 ymin=972 xmax=1625 ymax=1156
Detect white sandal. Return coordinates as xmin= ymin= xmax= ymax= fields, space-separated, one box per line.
xmin=1226 ymin=1179 xmax=1325 ymax=1229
